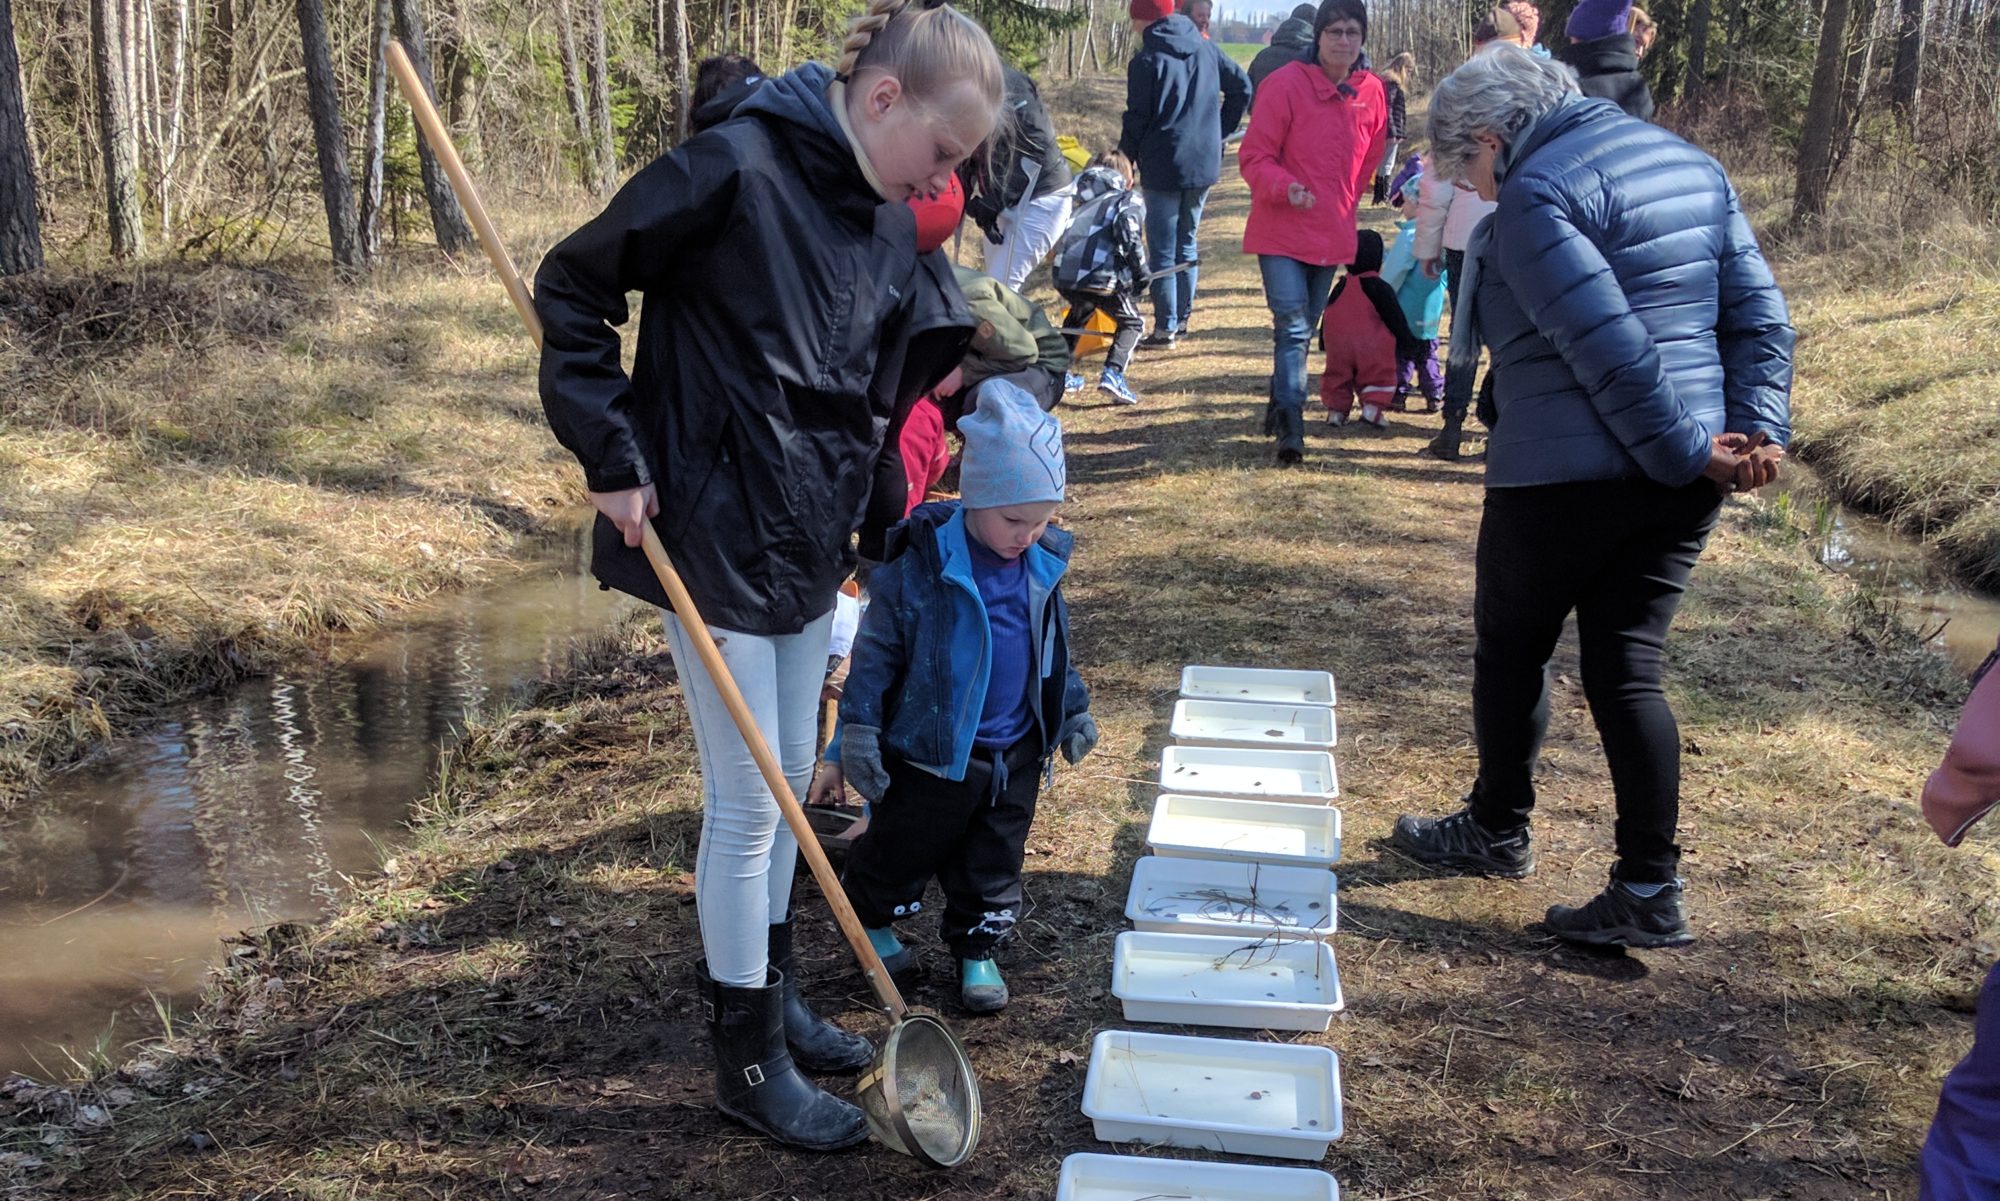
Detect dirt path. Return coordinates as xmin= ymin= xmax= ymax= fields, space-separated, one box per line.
xmin=7 ymin=164 xmax=1991 ymax=1201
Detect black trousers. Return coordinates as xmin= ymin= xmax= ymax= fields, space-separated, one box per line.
xmin=841 ymin=735 xmax=1041 ymax=957
xmin=1060 ymin=289 xmax=1144 ymax=373
xmin=1440 ymin=247 xmax=1476 ymax=422
xmin=1466 ymin=479 xmax=1723 ymax=883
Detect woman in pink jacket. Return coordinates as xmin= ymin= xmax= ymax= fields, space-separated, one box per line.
xmin=1238 ymin=0 xmax=1387 ymax=465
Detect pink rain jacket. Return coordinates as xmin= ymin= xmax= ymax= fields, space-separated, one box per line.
xmin=1238 ymin=58 xmax=1388 ymax=267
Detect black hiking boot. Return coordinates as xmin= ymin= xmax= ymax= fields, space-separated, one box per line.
xmin=768 ymin=922 xmax=874 ymax=1074
xmin=1419 ymin=409 xmax=1465 ymax=461
xmin=1544 ymin=874 xmax=1695 ymax=949
xmin=698 ymin=962 xmax=870 ymax=1151
xmin=1390 ymin=804 xmax=1535 ymax=878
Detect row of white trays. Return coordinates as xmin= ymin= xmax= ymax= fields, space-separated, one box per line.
xmin=1069 ymin=668 xmax=1348 ymax=1182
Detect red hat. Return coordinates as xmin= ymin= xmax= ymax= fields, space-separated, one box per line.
xmin=906 ymin=174 xmax=964 ymax=253
xmin=1129 ymin=0 xmax=1174 ymax=22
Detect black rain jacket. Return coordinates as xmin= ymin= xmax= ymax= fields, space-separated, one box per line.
xmin=534 ymin=63 xmax=973 ymax=633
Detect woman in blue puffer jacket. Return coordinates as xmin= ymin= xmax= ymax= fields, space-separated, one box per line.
xmin=1390 ymin=46 xmax=1795 ymax=949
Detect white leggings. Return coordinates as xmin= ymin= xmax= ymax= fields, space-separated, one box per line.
xmin=660 ymin=608 xmax=833 ymax=987
xmin=985 ymin=186 xmax=1076 ymax=292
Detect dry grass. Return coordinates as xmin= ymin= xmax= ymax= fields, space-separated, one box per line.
xmin=1 ymin=159 xmax=1989 ymax=1201
xmin=0 ymin=197 xmax=603 ymax=806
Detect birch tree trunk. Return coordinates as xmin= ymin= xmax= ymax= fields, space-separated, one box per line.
xmin=360 ymin=0 xmax=391 ymax=260
xmin=93 ymin=0 xmax=146 ymax=257
xmin=551 ymin=0 xmax=604 ymax=191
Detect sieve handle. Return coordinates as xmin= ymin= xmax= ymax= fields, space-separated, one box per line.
xmin=386 ymin=49 xmax=910 ymax=1021
xmin=640 ymin=525 xmax=912 ymax=1019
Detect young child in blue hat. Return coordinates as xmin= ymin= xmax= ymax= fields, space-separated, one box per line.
xmin=808 ymin=381 xmax=1097 ymax=1013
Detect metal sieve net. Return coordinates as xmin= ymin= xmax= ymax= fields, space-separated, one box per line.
xmin=856 ymin=1012 xmax=981 ymax=1168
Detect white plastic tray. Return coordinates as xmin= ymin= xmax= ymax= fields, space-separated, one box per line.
xmin=1113 ymin=931 xmax=1344 ymax=1032
xmin=1056 ymin=1153 xmax=1341 ymax=1201
xmin=1082 ymin=1029 xmax=1344 ymax=1160
xmin=1148 ymin=794 xmax=1342 ymax=870
xmin=1181 ymin=665 xmax=1337 ymax=707
xmin=1171 ymin=698 xmax=1338 ymax=751
xmin=1126 ymin=855 xmax=1337 ymax=941
xmin=1159 ymin=745 xmax=1339 ymax=804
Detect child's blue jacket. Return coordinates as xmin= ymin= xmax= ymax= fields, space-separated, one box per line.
xmin=1381 ymin=218 xmax=1448 ymax=340
xmin=830 ymin=502 xmax=1091 ymax=782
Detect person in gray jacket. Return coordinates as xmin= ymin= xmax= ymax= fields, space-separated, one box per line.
xmin=1390 ymin=47 xmax=1795 ymax=950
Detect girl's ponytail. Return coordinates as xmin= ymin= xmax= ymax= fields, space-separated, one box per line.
xmin=837 ymin=0 xmax=917 ymax=79
xmin=833 ymin=0 xmax=1003 ymax=120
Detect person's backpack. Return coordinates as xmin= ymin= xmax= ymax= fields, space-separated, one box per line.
xmin=1053 ymin=168 xmax=1144 ymax=295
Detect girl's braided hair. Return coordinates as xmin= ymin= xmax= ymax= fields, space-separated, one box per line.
xmin=834 ymin=0 xmax=1004 ymax=122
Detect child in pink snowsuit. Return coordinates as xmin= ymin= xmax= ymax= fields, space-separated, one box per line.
xmin=1319 ymin=228 xmax=1421 ymax=428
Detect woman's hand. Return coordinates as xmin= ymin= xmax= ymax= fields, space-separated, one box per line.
xmin=588 ymin=484 xmax=660 ymax=548
xmin=1707 ymin=432 xmax=1784 ymax=496
xmin=1421 ymin=257 xmax=1443 ymax=280
xmin=807 ymin=762 xmax=847 ymax=807
xmin=1287 ymin=181 xmax=1317 ymax=210
xmin=1701 ymin=436 xmax=1744 ymax=495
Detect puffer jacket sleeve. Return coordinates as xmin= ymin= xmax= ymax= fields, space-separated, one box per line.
xmin=1412 ymin=169 xmax=1451 ymax=262
xmin=1714 ymin=182 xmax=1796 ymax=446
xmin=1115 ymin=199 xmax=1149 ymax=290
xmin=534 ymin=140 xmax=741 ymax=493
xmin=1494 ymin=178 xmax=1712 ymax=487
xmin=1237 ymin=71 xmax=1300 ymax=207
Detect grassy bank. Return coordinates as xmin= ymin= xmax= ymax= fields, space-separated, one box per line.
xmin=3 ymin=166 xmax=1988 ymax=1201
xmin=0 ymin=200 xmax=599 ymax=806
xmin=1780 ymin=253 xmax=2000 ymax=589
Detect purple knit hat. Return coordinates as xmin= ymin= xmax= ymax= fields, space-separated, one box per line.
xmin=1565 ymin=0 xmax=1631 ymax=39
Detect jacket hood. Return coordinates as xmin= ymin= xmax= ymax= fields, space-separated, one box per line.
xmin=885 ymin=500 xmax=1076 ymax=567
xmin=1350 ymin=227 xmax=1384 ymax=273
xmin=735 ymin=62 xmax=851 ymax=156
xmin=1072 ymin=165 xmax=1129 ymax=206
xmin=1271 ymin=16 xmax=1314 ymax=48
xmin=1561 ymin=33 xmax=1641 ymax=74
xmin=1144 ymin=13 xmax=1208 ymax=59
xmin=690 ymin=75 xmax=765 ymax=135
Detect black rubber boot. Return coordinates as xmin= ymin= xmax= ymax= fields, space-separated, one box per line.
xmin=1420 ymin=407 xmax=1465 ymax=461
xmin=698 ymin=962 xmax=870 ymax=1151
xmin=768 ymin=922 xmax=874 ymax=1074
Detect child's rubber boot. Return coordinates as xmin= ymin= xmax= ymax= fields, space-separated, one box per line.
xmin=1360 ymin=403 xmax=1386 ymax=428
xmin=865 ymin=926 xmax=920 ymax=988
xmin=959 ymin=956 xmax=1008 ymax=1014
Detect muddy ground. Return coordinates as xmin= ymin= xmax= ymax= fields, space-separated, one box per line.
xmin=2 ymin=91 xmax=1994 ymax=1201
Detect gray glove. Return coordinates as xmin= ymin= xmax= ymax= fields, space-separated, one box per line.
xmin=841 ymin=724 xmax=892 ymax=805
xmin=1058 ymin=713 xmax=1099 ymax=765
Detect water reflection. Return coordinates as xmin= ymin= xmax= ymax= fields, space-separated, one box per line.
xmin=0 ymin=515 xmax=634 ymax=1077
xmin=1774 ymin=465 xmax=2000 ymax=677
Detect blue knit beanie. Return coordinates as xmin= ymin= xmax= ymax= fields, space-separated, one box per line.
xmin=1565 ymin=0 xmax=1630 ymax=39
xmin=958 ymin=381 xmax=1066 ymax=509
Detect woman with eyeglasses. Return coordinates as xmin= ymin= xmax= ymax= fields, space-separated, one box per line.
xmin=1236 ymin=0 xmax=1387 ymax=465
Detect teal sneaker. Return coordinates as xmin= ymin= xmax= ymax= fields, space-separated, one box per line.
xmin=865 ymin=926 xmax=919 ymax=986
xmin=959 ymin=956 xmax=1008 ymax=1014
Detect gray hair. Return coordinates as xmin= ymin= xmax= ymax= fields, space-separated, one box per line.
xmin=1426 ymin=44 xmax=1580 ymax=183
